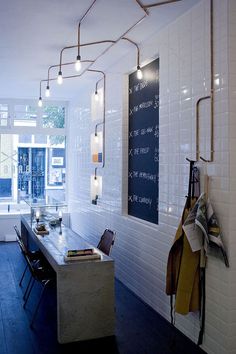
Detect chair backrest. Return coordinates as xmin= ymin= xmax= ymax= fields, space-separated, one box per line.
xmin=14 ymin=225 xmax=28 ymax=257
xmin=14 ymin=225 xmax=21 ymax=241
xmin=13 ymin=225 xmax=39 ymax=276
xmin=97 ymin=229 xmax=116 ymax=256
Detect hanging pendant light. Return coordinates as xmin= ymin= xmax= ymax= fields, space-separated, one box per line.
xmin=137 ymin=65 xmax=143 ymax=80
xmin=94 ymin=90 xmax=99 ymax=101
xmin=45 ymin=85 xmax=50 ymax=97
xmin=57 ymin=71 xmax=63 ymax=85
xmin=75 ymin=55 xmax=81 ymax=72
xmin=38 ymin=97 xmax=43 ymax=107
xmin=94 ymin=175 xmax=99 ymax=187
xmin=94 ymin=132 xmax=99 ymax=143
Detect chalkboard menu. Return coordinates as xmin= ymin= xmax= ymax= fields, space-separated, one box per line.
xmin=128 ymin=58 xmax=159 ymax=224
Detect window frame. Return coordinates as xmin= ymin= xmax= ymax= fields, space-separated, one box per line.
xmin=0 ymin=98 xmax=68 ymax=203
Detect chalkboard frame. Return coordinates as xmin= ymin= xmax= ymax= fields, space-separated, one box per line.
xmin=128 ymin=58 xmax=159 ymax=225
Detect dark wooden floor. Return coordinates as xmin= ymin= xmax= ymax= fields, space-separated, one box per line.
xmin=0 ymin=242 xmax=206 ymax=354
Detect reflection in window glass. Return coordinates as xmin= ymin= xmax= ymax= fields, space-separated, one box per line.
xmin=0 ymin=104 xmax=9 ymax=127
xmin=47 ymin=147 xmax=66 ymax=187
xmin=47 ymin=136 xmax=66 ymax=192
xmin=49 ymin=135 xmax=65 ymax=146
xmin=42 ymin=106 xmax=65 ymax=129
xmin=14 ymin=104 xmax=37 ymax=127
xmin=0 ymin=134 xmax=66 ymax=203
xmin=0 ymin=104 xmax=8 ymax=111
xmin=18 ymin=135 xmax=32 ymax=144
xmin=34 ymin=135 xmax=47 ymax=144
xmin=0 ymin=135 xmax=14 ymax=199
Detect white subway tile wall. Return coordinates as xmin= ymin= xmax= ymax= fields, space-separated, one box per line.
xmin=68 ymin=1 xmax=234 ymax=353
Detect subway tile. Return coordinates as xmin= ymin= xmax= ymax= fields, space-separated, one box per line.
xmin=67 ymin=1 xmax=236 ymax=353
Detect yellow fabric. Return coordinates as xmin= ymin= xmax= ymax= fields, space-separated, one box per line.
xmin=166 ymin=200 xmax=200 ymax=315
xmin=175 ymin=232 xmax=200 ymax=314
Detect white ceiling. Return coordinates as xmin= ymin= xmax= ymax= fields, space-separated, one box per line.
xmin=0 ymin=0 xmax=200 ymax=102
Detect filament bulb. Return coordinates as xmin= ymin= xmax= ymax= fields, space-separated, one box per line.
xmin=45 ymin=86 xmax=50 ymax=97
xmin=94 ymin=177 xmax=99 ymax=187
xmin=95 ymin=134 xmax=99 ymax=143
xmin=38 ymin=97 xmax=42 ymax=107
xmin=57 ymin=71 xmax=63 ymax=85
xmin=75 ymin=55 xmax=81 ymax=72
xmin=94 ymin=91 xmax=99 ymax=101
xmin=137 ymin=66 xmax=143 ymax=80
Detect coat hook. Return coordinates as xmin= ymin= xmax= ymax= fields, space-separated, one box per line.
xmin=186 ymin=157 xmax=196 ymax=163
xmin=200 ymin=156 xmax=210 ymax=163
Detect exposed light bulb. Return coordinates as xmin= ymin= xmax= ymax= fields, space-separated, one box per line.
xmin=38 ymin=97 xmax=43 ymax=107
xmin=94 ymin=91 xmax=99 ymax=101
xmin=75 ymin=55 xmax=81 ymax=72
xmin=45 ymin=85 xmax=50 ymax=97
xmin=137 ymin=65 xmax=143 ymax=80
xmin=215 ymin=78 xmax=220 ymax=86
xmin=36 ymin=210 xmax=40 ymax=219
xmin=94 ymin=133 xmax=99 ymax=143
xmin=94 ymin=177 xmax=99 ymax=187
xmin=57 ymin=71 xmax=63 ymax=85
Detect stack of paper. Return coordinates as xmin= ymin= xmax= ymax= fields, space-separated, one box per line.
xmin=34 ymin=224 xmax=49 ymax=235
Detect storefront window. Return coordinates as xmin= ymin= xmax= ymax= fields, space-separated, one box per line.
xmin=0 ymin=134 xmax=66 ymax=202
xmin=14 ymin=104 xmax=37 ymax=127
xmin=42 ymin=106 xmax=65 ymax=129
xmin=0 ymin=134 xmax=14 ymax=199
xmin=0 ymin=100 xmax=67 ymax=203
xmin=0 ymin=104 xmax=9 ymax=127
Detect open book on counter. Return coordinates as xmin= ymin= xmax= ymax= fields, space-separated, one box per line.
xmin=64 ymin=248 xmax=101 ymax=262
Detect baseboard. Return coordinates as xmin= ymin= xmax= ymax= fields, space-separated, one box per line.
xmin=4 ymin=234 xmax=17 ymax=242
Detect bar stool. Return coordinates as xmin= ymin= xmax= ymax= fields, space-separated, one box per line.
xmin=14 ymin=225 xmax=55 ymax=327
xmin=23 ymin=250 xmax=55 ymax=327
xmin=14 ymin=225 xmax=43 ymax=287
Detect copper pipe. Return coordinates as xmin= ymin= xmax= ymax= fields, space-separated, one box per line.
xmin=142 ymin=0 xmax=182 ymax=9
xmin=84 ymin=14 xmax=146 ymax=76
xmin=87 ymin=69 xmax=105 ymax=76
xmin=59 ymin=40 xmax=116 ymax=71
xmin=209 ymin=0 xmax=214 ymax=163
xmin=77 ymin=24 xmax=81 ymax=58
xmin=94 ymin=77 xmax=105 ymax=134
xmin=198 ymin=0 xmax=214 ymax=163
xmin=122 ymin=37 xmax=140 ymax=66
xmin=88 ymin=70 xmax=106 ymax=168
xmin=40 ymin=72 xmax=88 ymax=97
xmin=40 ymin=70 xmax=106 ymax=156
xmin=47 ymin=60 xmax=94 ymax=86
xmin=135 ymin=0 xmax=149 ymax=14
xmin=77 ymin=0 xmax=97 ymax=57
xmin=59 ymin=11 xmax=147 ymax=73
xmin=95 ymin=78 xmax=103 ymax=92
xmin=47 ymin=62 xmax=74 ymax=86
xmin=41 ymin=0 xmax=145 ymax=98
xmin=196 ymin=96 xmax=211 ymax=161
xmin=95 ymin=121 xmax=103 ymax=134
xmin=41 ymin=67 xmax=102 ymax=90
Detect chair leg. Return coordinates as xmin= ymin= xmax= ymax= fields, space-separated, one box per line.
xmin=19 ymin=264 xmax=28 ymax=287
xmin=23 ymin=275 xmax=33 ymax=300
xmin=30 ymin=279 xmax=51 ymax=328
xmin=23 ymin=278 xmax=35 ymax=308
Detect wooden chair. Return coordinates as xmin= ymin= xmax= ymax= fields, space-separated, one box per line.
xmin=97 ymin=229 xmax=116 ymax=256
